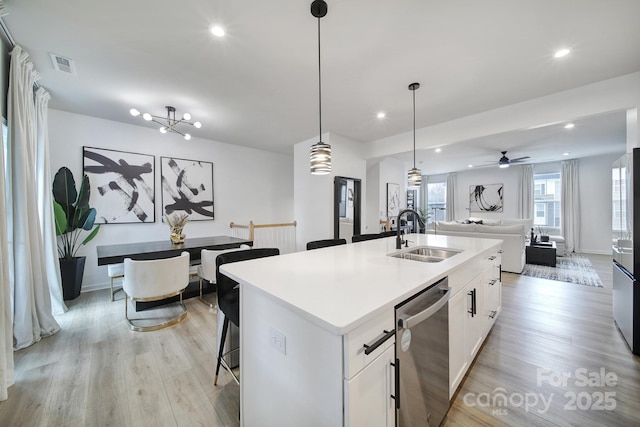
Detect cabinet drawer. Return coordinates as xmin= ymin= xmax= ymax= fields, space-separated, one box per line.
xmin=448 ymin=256 xmax=491 ymax=295
xmin=343 ymin=308 xmax=395 ymax=380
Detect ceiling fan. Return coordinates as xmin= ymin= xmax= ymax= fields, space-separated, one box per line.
xmin=488 ymin=151 xmax=531 ymax=168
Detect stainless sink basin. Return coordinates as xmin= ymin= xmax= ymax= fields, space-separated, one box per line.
xmin=390 ymin=246 xmax=462 ymax=263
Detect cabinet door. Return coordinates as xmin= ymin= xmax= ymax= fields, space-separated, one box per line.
xmin=448 ymin=288 xmax=468 ymax=398
xmin=481 ymin=262 xmax=501 ymax=333
xmin=465 ymin=275 xmax=484 ymax=360
xmin=345 ymin=345 xmax=395 ymax=427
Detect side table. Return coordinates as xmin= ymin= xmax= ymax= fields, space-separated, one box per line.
xmin=525 ymin=241 xmax=557 ymax=267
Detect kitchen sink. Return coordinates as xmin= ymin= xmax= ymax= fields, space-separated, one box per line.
xmin=390 ymin=246 xmax=462 ymax=263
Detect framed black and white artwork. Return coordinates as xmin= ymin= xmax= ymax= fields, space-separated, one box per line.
xmin=387 ymin=182 xmax=400 ymax=219
xmin=83 ymin=147 xmax=155 ymax=224
xmin=469 ymin=183 xmax=503 ymax=212
xmin=161 ymin=157 xmax=214 ymax=221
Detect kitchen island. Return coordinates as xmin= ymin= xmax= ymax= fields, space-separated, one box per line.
xmin=221 ymin=233 xmax=503 ymax=426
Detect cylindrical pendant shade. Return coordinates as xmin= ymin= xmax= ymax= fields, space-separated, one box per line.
xmin=310 ymin=142 xmax=332 ymax=175
xmin=408 ymin=167 xmax=422 ymax=186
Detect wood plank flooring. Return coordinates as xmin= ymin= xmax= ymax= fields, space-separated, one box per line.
xmin=1 ymin=254 xmax=638 ymax=426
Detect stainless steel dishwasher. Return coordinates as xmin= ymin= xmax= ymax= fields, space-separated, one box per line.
xmin=395 ymin=276 xmax=450 ymax=427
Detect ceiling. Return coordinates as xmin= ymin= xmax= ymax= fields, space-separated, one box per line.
xmin=3 ymin=0 xmax=639 ymax=170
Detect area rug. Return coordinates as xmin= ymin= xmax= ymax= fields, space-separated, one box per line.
xmin=521 ymin=253 xmax=604 ymax=287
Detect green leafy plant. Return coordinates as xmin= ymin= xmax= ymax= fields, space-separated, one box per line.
xmin=52 ymin=167 xmax=100 ymax=259
xmin=417 ymin=207 xmax=431 ymax=224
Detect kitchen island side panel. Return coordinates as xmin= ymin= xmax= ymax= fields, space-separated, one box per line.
xmin=241 ymin=285 xmax=344 ymax=427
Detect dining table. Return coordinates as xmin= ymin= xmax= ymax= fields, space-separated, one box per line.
xmin=96 ymin=235 xmax=253 ymax=266
xmin=97 ymin=235 xmax=253 ymax=308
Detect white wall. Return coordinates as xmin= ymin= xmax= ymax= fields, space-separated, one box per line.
xmin=293 ymin=133 xmax=366 ymax=249
xmin=48 ymin=109 xmax=293 ymax=290
xmin=578 ymin=153 xmax=621 ymax=254
xmin=443 ymin=154 xmax=622 ymax=254
xmin=453 ymin=166 xmax=521 ymax=221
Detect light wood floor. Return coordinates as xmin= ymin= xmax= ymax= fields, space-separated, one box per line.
xmin=1 ymin=254 xmax=638 ymax=426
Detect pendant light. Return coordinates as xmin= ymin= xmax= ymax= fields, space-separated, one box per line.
xmin=309 ymin=0 xmax=331 ymax=175
xmin=407 ymin=82 xmax=422 ymax=186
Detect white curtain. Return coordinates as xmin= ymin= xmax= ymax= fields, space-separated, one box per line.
xmin=35 ymin=88 xmax=66 ymax=314
xmin=517 ymin=164 xmax=533 ymax=219
xmin=8 ymin=45 xmax=60 ymax=351
xmin=446 ymin=173 xmax=456 ymax=221
xmin=561 ymin=159 xmax=580 ymax=253
xmin=0 ymin=10 xmax=14 ymax=399
xmin=420 ymin=175 xmax=428 ymax=211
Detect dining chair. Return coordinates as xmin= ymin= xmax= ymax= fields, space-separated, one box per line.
xmin=306 ymin=238 xmax=347 ymax=250
xmin=107 ymin=263 xmax=124 ymax=301
xmin=122 ymin=251 xmax=190 ymax=332
xmin=197 ymin=244 xmax=251 ymax=308
xmin=351 ymin=233 xmax=384 ymax=243
xmin=214 ymin=248 xmax=280 ymax=385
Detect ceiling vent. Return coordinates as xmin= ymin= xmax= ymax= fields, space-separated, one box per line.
xmin=49 ymin=53 xmax=76 ymax=75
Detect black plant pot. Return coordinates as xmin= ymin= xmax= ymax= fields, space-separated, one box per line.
xmin=540 ymin=235 xmax=550 ymax=242
xmin=59 ymin=256 xmax=86 ymax=300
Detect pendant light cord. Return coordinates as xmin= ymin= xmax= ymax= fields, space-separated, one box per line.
xmin=317 ymin=16 xmax=322 ymax=141
xmin=412 ymin=87 xmax=416 ymax=168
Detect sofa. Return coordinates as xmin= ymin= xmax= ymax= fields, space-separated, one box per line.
xmin=433 ymin=218 xmax=532 ymax=273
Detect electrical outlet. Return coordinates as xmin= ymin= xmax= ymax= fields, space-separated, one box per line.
xmin=269 ymin=327 xmax=286 ymax=355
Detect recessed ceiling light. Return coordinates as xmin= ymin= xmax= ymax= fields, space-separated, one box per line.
xmin=563 ymin=152 xmax=570 ymax=156
xmin=435 ymin=148 xmax=442 ymax=153
xmin=554 ymin=48 xmax=571 ymax=58
xmin=377 ymin=112 xmax=386 ymax=119
xmin=468 ymin=164 xmax=473 ymax=168
xmin=564 ymin=123 xmax=575 ymax=129
xmin=209 ymin=24 xmax=225 ymax=37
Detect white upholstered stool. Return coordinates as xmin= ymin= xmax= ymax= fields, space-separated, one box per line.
xmin=107 ymin=263 xmax=124 ymax=302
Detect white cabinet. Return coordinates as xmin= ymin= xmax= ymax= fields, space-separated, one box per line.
xmin=343 ymin=308 xmax=395 ymax=426
xmin=345 ymin=345 xmax=395 ymax=427
xmin=482 ymin=254 xmax=502 ymax=333
xmin=464 ymin=274 xmax=485 ymax=361
xmin=448 ymin=285 xmax=469 ymax=397
xmin=448 ymin=250 xmax=502 ymax=398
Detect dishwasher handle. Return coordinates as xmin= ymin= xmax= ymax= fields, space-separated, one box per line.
xmin=398 ymin=287 xmax=451 ymax=329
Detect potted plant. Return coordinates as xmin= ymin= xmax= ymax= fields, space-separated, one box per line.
xmin=53 ymin=167 xmax=100 ymax=300
xmin=417 ymin=207 xmax=431 ymax=233
xmin=537 ymin=225 xmax=550 ymax=242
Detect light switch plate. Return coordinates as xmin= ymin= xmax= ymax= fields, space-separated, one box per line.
xmin=269 ymin=327 xmax=286 ymax=355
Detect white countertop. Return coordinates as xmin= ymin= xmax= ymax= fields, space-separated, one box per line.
xmin=221 ymin=234 xmax=501 ymax=335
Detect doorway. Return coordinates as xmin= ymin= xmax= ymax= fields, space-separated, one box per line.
xmin=334 ymin=176 xmax=361 ymax=240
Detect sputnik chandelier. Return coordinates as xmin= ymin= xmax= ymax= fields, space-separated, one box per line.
xmin=130 ymin=106 xmax=202 ymax=140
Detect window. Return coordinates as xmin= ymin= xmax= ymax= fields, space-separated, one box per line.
xmin=426 ymin=181 xmax=446 ymax=224
xmin=533 ymin=172 xmax=560 ymax=228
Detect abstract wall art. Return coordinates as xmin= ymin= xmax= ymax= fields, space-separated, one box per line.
xmin=83 ymin=147 xmax=155 ymax=223
xmin=469 ymin=183 xmax=504 ymax=212
xmin=161 ymin=157 xmax=214 ymax=221
xmin=387 ymin=182 xmax=400 ymax=219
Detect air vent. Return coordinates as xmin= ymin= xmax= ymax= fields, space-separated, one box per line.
xmin=49 ymin=53 xmax=76 ymax=75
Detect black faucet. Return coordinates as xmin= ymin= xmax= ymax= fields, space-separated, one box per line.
xmin=396 ymin=208 xmax=426 ymax=249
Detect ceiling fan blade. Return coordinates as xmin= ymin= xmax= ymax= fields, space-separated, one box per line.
xmin=510 ymin=156 xmax=530 ymax=162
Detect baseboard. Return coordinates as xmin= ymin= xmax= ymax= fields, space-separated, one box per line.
xmin=81 ymin=281 xmax=114 ymax=294
xmin=576 ymin=249 xmax=611 ymax=256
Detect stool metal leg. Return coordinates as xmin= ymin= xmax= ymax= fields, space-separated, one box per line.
xmin=199 ymin=278 xmax=215 ymax=308
xmin=214 ymin=315 xmax=230 ymax=385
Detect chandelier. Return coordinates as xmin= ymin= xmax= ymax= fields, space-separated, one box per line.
xmin=130 ymin=106 xmax=201 ymax=140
